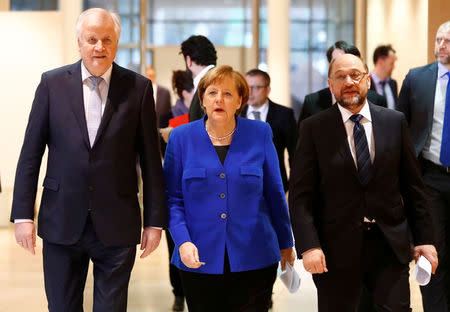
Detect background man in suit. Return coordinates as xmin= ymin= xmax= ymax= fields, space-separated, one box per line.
xmin=398 ymin=20 xmax=450 ymax=312
xmin=371 ymin=45 xmax=398 ymax=110
xmin=11 ymin=8 xmax=167 ymax=311
xmin=299 ymin=41 xmax=387 ymax=124
xmin=289 ymin=53 xmax=438 ymax=311
xmin=146 ymin=65 xmax=172 ymax=156
xmin=242 ymin=69 xmax=297 ymax=193
xmin=180 ymin=35 xmax=217 ymax=122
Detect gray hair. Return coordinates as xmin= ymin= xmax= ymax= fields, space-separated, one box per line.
xmin=438 ymin=21 xmax=450 ymax=34
xmin=75 ymin=8 xmax=121 ymax=41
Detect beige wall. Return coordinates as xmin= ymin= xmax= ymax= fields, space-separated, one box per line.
xmin=0 ymin=12 xmax=65 ymax=225
xmin=366 ymin=0 xmax=428 ymax=90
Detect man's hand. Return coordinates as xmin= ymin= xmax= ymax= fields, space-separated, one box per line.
xmin=15 ymin=222 xmax=36 ymax=255
xmin=159 ymin=127 xmax=173 ymax=143
xmin=280 ymin=247 xmax=296 ymax=270
xmin=414 ymin=244 xmax=438 ymax=274
xmin=302 ymin=248 xmax=328 ymax=274
xmin=140 ymin=227 xmax=162 ymax=258
xmin=179 ymin=241 xmax=202 ymax=269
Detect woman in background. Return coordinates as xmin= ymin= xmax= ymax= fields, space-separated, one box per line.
xmin=171 ymin=70 xmax=195 ymax=117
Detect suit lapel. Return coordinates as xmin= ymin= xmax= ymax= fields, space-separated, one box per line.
xmin=369 ymin=103 xmax=384 ymax=178
xmin=266 ymin=101 xmax=274 ymax=125
xmin=67 ymin=61 xmax=91 ymax=149
xmin=424 ymin=63 xmax=439 ymax=132
xmin=94 ymin=63 xmax=120 ymax=147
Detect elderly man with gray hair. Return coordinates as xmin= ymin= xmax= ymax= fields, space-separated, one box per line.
xmin=11 ymin=8 xmax=167 ymax=311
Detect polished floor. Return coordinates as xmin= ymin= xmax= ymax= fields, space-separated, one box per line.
xmin=0 ymin=226 xmax=424 ymax=311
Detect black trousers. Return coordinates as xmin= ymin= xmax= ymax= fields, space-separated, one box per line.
xmin=420 ymin=161 xmax=450 ymax=312
xmin=179 ymin=250 xmax=277 ymax=312
xmin=42 ymin=217 xmax=136 ymax=312
xmin=313 ymin=225 xmax=411 ymax=312
xmin=165 ymin=229 xmax=184 ymax=297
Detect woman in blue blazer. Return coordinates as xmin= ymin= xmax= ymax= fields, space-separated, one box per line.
xmin=164 ymin=65 xmax=295 ymax=312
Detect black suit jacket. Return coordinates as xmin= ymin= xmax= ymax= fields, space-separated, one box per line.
xmin=11 ymin=61 xmax=167 ymax=246
xmin=370 ymin=77 xmax=398 ymax=108
xmin=241 ymin=100 xmax=298 ymax=192
xmin=398 ymin=62 xmax=439 ymax=156
xmin=155 ymin=85 xmax=172 ymax=156
xmin=299 ymin=88 xmax=387 ymax=123
xmin=289 ymin=103 xmax=433 ymax=270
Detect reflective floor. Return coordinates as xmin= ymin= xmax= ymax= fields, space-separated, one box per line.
xmin=0 ymin=226 xmax=424 ymax=311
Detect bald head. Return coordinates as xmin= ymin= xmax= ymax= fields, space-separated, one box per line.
xmin=328 ymin=54 xmax=368 ymax=78
xmin=435 ymin=20 xmax=450 ymax=66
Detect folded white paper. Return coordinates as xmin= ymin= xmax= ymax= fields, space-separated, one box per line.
xmin=415 ymin=255 xmax=432 ymax=286
xmin=278 ymin=262 xmax=301 ymax=293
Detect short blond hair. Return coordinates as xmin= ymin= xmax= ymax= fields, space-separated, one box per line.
xmin=198 ymin=65 xmax=249 ymax=115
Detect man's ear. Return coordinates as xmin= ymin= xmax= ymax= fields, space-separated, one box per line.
xmin=185 ymin=56 xmax=192 ymax=67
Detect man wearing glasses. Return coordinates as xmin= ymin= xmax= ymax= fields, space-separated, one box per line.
xmin=242 ymin=69 xmax=297 ymax=193
xmin=289 ymin=53 xmax=438 ymax=311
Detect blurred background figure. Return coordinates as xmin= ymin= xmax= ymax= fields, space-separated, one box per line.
xmin=146 ymin=65 xmax=172 ymax=156
xmin=242 ymin=69 xmax=297 ymax=193
xmin=370 ymin=45 xmax=398 ymax=109
xmin=172 ymin=70 xmax=195 ymax=117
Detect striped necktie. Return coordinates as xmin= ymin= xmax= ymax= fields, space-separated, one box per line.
xmin=350 ymin=114 xmax=372 ymax=185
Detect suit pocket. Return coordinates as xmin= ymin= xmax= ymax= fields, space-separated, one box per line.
xmin=183 ymin=168 xmax=206 ymax=180
xmin=43 ymin=177 xmax=59 ymax=191
xmin=240 ymin=166 xmax=263 ymax=194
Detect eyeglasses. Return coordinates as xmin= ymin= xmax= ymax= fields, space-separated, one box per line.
xmin=249 ymin=85 xmax=267 ymax=91
xmin=332 ymin=71 xmax=368 ymax=84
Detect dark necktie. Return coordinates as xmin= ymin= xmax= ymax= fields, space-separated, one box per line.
xmin=440 ymin=72 xmax=450 ymax=166
xmin=379 ymin=80 xmax=386 ymax=96
xmin=252 ymin=111 xmax=261 ymax=121
xmin=350 ymin=114 xmax=372 ymax=186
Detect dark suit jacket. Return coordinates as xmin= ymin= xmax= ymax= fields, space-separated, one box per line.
xmin=188 ymin=89 xmax=203 ymax=122
xmin=299 ymin=88 xmax=387 ymax=123
xmin=398 ymin=62 xmax=439 ymax=156
xmin=370 ymin=77 xmax=398 ymax=108
xmin=289 ymin=103 xmax=433 ymax=270
xmin=241 ymin=100 xmax=298 ymax=192
xmin=11 ymin=60 xmax=167 ymax=246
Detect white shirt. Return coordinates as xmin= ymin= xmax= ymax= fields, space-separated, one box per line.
xmin=371 ymin=72 xmax=396 ymax=110
xmin=15 ymin=62 xmax=113 ymax=224
xmin=422 ymin=62 xmax=450 ymax=165
xmin=246 ymin=101 xmax=269 ymax=122
xmin=193 ymin=64 xmax=215 ymax=92
xmin=81 ymin=62 xmax=112 ymax=119
xmin=337 ymin=100 xmax=375 ymax=168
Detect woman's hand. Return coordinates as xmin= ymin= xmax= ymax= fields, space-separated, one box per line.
xmin=280 ymin=247 xmax=296 ymax=270
xmin=179 ymin=241 xmax=202 ymax=269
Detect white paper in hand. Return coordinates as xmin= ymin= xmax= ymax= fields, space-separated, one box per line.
xmin=415 ymin=255 xmax=432 ymax=286
xmin=278 ymin=262 xmax=301 ymax=293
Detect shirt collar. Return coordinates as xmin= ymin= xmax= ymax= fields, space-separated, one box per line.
xmin=370 ymin=72 xmax=389 ymax=84
xmin=81 ymin=61 xmax=113 ymax=87
xmin=193 ymin=64 xmax=215 ymax=89
xmin=438 ymin=62 xmax=449 ymax=79
xmin=247 ymin=100 xmax=269 ymax=114
xmin=337 ymin=99 xmax=372 ymax=124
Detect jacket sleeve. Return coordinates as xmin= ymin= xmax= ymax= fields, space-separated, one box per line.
xmin=288 ymin=120 xmax=321 ymax=256
xmin=164 ymin=130 xmax=192 ymax=247
xmin=139 ymin=80 xmax=168 ymax=228
xmin=262 ymin=125 xmax=294 ymax=250
xmin=398 ymin=72 xmax=412 ymax=124
xmin=11 ymin=73 xmax=50 ymax=222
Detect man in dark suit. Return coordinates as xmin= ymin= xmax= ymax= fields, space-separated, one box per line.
xmin=11 ymin=8 xmax=167 ymax=311
xmin=146 ymin=65 xmax=172 ymax=156
xmin=398 ymin=20 xmax=450 ymax=312
xmin=289 ymin=53 xmax=438 ymax=311
xmin=300 ymin=41 xmax=387 ymax=124
xmin=370 ymin=44 xmax=398 ymax=110
xmin=242 ymin=69 xmax=297 ymax=192
xmin=179 ymin=35 xmax=217 ymax=122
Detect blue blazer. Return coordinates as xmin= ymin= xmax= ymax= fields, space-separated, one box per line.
xmin=164 ymin=116 xmax=294 ymax=274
